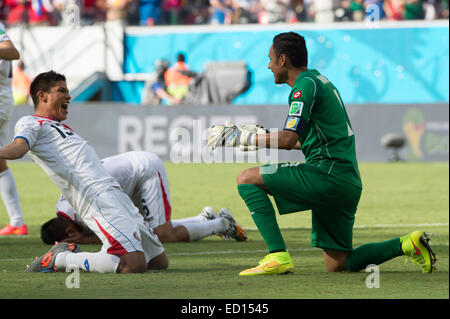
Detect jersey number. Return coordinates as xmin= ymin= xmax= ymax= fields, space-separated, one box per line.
xmin=50 ymin=124 xmax=74 ymax=139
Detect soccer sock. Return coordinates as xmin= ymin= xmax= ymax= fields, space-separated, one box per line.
xmin=238 ymin=184 xmax=286 ymax=252
xmin=173 ymin=219 xmax=227 ymax=241
xmin=55 ymin=251 xmax=120 ymax=273
xmin=172 ymin=215 xmax=208 ymax=225
xmin=0 ymin=169 xmax=24 ymax=227
xmin=345 ymin=238 xmax=403 ymax=272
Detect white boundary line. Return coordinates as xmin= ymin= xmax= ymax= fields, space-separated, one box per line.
xmin=125 ymin=20 xmax=449 ymax=35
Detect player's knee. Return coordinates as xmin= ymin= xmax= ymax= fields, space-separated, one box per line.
xmin=118 ymin=251 xmax=148 ymax=274
xmin=323 ymin=250 xmax=348 ymax=272
xmin=148 ymin=252 xmax=169 ymax=270
xmin=325 ymin=263 xmax=346 ymax=272
xmin=236 ymin=168 xmax=259 ymax=185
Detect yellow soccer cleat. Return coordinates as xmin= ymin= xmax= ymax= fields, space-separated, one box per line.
xmin=400 ymin=231 xmax=437 ymax=274
xmin=239 ymin=251 xmax=294 ymax=276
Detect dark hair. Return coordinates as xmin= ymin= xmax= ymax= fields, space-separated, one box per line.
xmin=177 ymin=53 xmax=186 ymax=62
xmin=29 ymin=70 xmax=66 ymax=108
xmin=41 ymin=216 xmax=68 ymax=245
xmin=272 ymin=32 xmax=308 ymax=68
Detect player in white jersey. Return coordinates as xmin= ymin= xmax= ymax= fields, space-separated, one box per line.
xmin=0 ymin=22 xmax=27 ymax=236
xmin=40 ymin=151 xmax=247 ymax=245
xmin=0 ymin=70 xmax=168 ymax=273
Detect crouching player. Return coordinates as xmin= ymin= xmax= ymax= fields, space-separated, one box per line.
xmin=0 ymin=71 xmax=167 ymax=273
xmin=40 ymin=151 xmax=247 ymax=245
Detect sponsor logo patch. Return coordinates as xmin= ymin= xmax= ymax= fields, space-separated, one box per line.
xmin=293 ymin=91 xmax=302 ymax=99
xmin=84 ymin=259 xmax=90 ymax=272
xmin=285 ymin=117 xmax=299 ymax=129
xmin=289 ymin=102 xmax=304 ymax=116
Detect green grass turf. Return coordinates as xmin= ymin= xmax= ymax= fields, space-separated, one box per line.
xmin=0 ymin=161 xmax=448 ymax=299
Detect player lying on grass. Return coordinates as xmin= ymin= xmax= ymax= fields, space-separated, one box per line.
xmin=0 ymin=70 xmax=168 ymax=273
xmin=40 ymin=151 xmax=246 ymax=245
xmin=208 ymin=32 xmax=437 ymax=276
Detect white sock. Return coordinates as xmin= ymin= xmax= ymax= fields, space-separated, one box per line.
xmin=0 ymin=169 xmax=24 ymax=227
xmin=55 ymin=251 xmax=120 ymax=273
xmin=172 ymin=216 xmax=207 ymax=225
xmin=179 ymin=218 xmax=228 ymax=241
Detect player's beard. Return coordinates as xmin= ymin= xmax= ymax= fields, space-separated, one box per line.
xmin=274 ymin=70 xmax=288 ymax=84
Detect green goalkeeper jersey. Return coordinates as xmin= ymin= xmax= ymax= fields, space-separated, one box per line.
xmin=283 ymin=69 xmax=362 ymax=188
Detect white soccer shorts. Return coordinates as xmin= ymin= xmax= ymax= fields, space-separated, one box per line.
xmin=84 ymin=187 xmax=165 ymax=263
xmin=136 ymin=161 xmax=172 ymax=230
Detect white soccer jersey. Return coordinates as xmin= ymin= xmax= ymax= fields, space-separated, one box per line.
xmin=56 ymin=194 xmax=90 ymax=231
xmin=0 ymin=22 xmax=14 ymax=120
xmin=56 ymin=151 xmax=172 ymax=228
xmin=14 ymin=115 xmax=120 ymax=216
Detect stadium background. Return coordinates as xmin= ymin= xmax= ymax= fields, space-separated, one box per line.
xmin=0 ymin=0 xmax=449 ymax=301
xmin=5 ymin=18 xmax=449 ymax=163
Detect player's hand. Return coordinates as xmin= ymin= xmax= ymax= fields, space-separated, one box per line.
xmin=238 ymin=124 xmax=270 ymax=152
xmin=208 ymin=122 xmax=269 ymax=150
xmin=207 ymin=121 xmax=241 ymax=150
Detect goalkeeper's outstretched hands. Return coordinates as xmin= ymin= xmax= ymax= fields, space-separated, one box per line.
xmin=207 ymin=121 xmax=269 ymax=151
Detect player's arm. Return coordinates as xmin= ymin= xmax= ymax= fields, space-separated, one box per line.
xmin=0 ymin=138 xmax=29 ymax=160
xmin=62 ymin=231 xmax=102 ymax=245
xmin=255 ymin=130 xmax=301 ymax=150
xmin=0 ymin=40 xmax=20 ymax=60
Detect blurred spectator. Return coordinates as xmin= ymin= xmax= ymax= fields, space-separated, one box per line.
xmin=1 ymin=0 xmax=7 ymax=21
xmin=30 ymin=0 xmax=55 ymax=25
xmin=423 ymin=0 xmax=437 ymax=19
xmin=162 ymin=0 xmax=182 ymax=25
xmin=289 ymin=0 xmax=314 ymax=22
xmin=339 ymin=0 xmax=365 ymax=21
xmin=105 ymin=0 xmax=132 ymax=21
xmin=164 ymin=52 xmax=194 ymax=101
xmin=180 ymin=0 xmax=209 ymax=24
xmin=80 ymin=0 xmax=103 ymax=23
xmin=5 ymin=0 xmax=56 ymax=26
xmin=0 ymin=0 xmax=447 ymax=26
xmin=309 ymin=0 xmax=335 ymax=23
xmin=257 ymin=0 xmax=291 ymax=24
xmin=209 ymin=0 xmax=233 ymax=24
xmin=404 ymin=0 xmax=425 ymax=19
xmin=12 ymin=59 xmax=31 ymax=105
xmin=139 ymin=0 xmax=162 ymax=25
xmin=383 ymin=0 xmax=404 ymax=19
xmin=5 ymin=0 xmax=31 ymax=26
xmin=437 ymin=0 xmax=449 ymax=17
xmin=364 ymin=0 xmax=385 ymax=20
xmin=142 ymin=59 xmax=181 ymax=105
xmin=231 ymin=0 xmax=259 ymax=23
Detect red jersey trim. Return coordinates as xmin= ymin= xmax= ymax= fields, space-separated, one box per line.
xmin=157 ymin=172 xmax=172 ymax=222
xmin=94 ymin=218 xmax=128 ymax=256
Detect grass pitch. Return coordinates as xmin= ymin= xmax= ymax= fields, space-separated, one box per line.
xmin=0 ymin=161 xmax=448 ymax=300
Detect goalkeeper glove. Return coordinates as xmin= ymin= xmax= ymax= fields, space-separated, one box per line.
xmin=207 ymin=122 xmax=269 ymax=150
xmin=238 ymin=124 xmax=270 ymax=151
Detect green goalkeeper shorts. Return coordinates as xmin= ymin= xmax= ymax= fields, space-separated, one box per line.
xmin=260 ymin=162 xmax=362 ymax=252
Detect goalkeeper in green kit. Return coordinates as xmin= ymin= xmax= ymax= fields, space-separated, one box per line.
xmin=208 ymin=32 xmax=436 ymax=276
